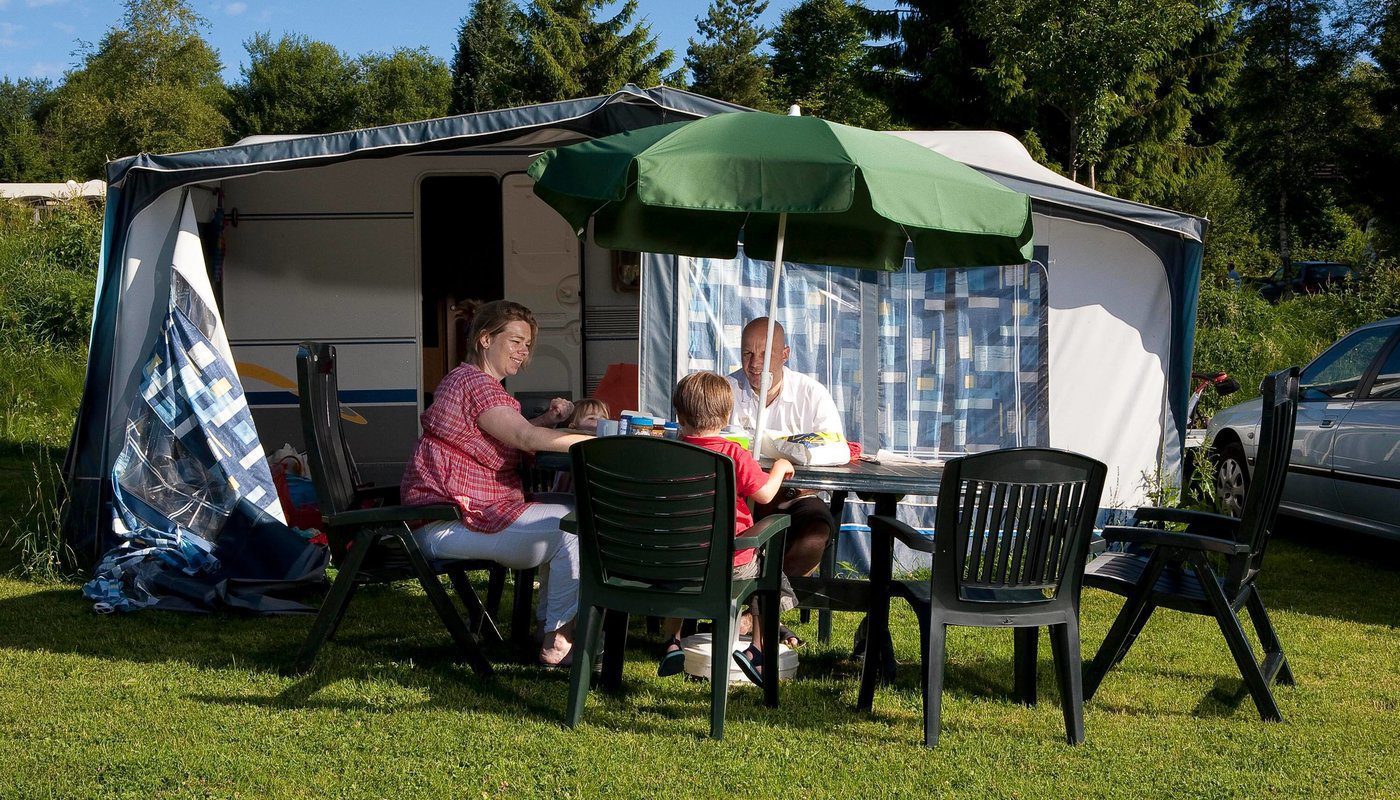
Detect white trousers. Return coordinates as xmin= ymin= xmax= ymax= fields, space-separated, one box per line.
xmin=414 ymin=501 xmax=578 ymax=632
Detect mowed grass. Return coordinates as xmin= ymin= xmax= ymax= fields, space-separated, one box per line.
xmin=0 ymin=515 xmax=1396 ymax=798
xmin=0 ymin=340 xmax=1396 ymax=797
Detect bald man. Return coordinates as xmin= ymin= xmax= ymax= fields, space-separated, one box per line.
xmin=725 ymin=318 xmax=844 ymax=596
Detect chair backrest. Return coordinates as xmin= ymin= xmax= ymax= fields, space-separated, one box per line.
xmin=1230 ymin=366 xmax=1300 ymax=584
xmin=932 ymin=448 xmax=1107 ymax=608
xmin=296 ymin=342 xmax=359 ymax=518
xmin=570 ymin=437 xmax=737 ymax=597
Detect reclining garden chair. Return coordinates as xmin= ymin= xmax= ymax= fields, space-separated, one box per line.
xmin=292 ymin=342 xmax=509 ymax=675
xmin=859 ymin=447 xmax=1107 ymax=747
xmin=564 ymin=437 xmax=790 ymax=740
xmin=1082 ymin=367 xmax=1300 ymax=721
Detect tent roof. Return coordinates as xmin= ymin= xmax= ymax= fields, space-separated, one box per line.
xmin=887 ymin=130 xmax=1206 ymax=243
xmin=106 ymin=85 xmax=748 ymax=191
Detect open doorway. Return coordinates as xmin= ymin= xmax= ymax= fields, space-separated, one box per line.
xmin=419 ymin=174 xmax=502 ymax=405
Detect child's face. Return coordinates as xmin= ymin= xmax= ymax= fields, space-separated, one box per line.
xmin=575 ymin=413 xmax=603 ymax=432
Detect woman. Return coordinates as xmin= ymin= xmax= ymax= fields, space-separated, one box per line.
xmin=401 ymin=300 xmax=590 ymax=666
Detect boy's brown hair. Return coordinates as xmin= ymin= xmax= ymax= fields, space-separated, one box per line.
xmin=672 ymin=372 xmax=733 ymax=432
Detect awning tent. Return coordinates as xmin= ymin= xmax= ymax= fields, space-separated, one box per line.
xmin=64 ymin=88 xmax=1203 ymax=569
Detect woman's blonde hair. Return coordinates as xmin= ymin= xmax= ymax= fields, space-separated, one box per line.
xmin=566 ymin=398 xmax=611 ymax=427
xmin=672 ymin=372 xmax=733 ymax=431
xmin=466 ymin=300 xmax=538 ymax=367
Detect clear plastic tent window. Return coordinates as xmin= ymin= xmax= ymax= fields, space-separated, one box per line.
xmin=674 ymin=251 xmax=1050 ymax=457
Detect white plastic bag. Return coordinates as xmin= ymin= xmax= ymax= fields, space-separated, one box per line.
xmin=268 ymin=443 xmax=309 ymax=476
xmin=770 ymin=431 xmax=850 ymax=466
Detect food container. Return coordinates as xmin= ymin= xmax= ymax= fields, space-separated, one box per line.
xmin=628 ymin=416 xmax=654 ymax=436
xmin=663 ymin=422 xmax=681 ymax=439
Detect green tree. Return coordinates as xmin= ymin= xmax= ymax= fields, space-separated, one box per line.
xmin=522 ymin=0 xmax=674 ymax=101
xmin=770 ymin=0 xmax=891 ymax=127
xmin=0 ymin=79 xmax=53 ymax=181
xmin=451 ymin=0 xmax=532 ymax=113
xmin=229 ymin=33 xmax=360 ymax=136
xmin=357 ymin=48 xmax=452 ymax=126
xmin=685 ymin=0 xmax=773 ymax=109
xmin=1095 ymin=2 xmax=1243 ymax=205
xmin=972 ymin=0 xmax=1199 ymax=186
xmin=1229 ymin=0 xmax=1364 ymax=262
xmin=863 ymin=1 xmax=1016 ymax=131
xmin=44 ymin=0 xmax=227 ymax=176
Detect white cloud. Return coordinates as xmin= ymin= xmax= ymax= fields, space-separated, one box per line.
xmin=26 ymin=0 xmax=67 ymax=8
xmin=0 ymin=22 xmax=22 ymax=48
xmin=53 ymin=22 xmax=76 ymax=35
xmin=225 ymin=2 xmax=247 ymax=15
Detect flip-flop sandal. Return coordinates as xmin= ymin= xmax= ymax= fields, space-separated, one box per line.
xmin=657 ymin=637 xmax=686 ymax=677
xmin=731 ymin=644 xmax=765 ymax=688
xmin=777 ymin=624 xmax=805 ymax=649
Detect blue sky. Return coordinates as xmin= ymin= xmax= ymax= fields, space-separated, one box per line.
xmin=0 ymin=1 xmax=900 ymax=84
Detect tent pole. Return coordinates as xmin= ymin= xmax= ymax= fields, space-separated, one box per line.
xmin=754 ymin=212 xmax=787 ymax=455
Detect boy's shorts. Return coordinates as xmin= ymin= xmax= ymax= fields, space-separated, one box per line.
xmin=733 ymin=555 xmax=799 ymax=613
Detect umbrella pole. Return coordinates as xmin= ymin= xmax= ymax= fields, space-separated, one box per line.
xmin=753 ymin=212 xmax=787 ymax=456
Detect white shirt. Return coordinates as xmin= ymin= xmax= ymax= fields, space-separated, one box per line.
xmin=725 ymin=368 xmax=845 ymax=441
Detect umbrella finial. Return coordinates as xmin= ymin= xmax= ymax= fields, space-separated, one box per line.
xmin=787 ymin=105 xmax=801 ymax=117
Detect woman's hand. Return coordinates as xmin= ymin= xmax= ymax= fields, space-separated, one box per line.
xmin=482 ymin=406 xmax=592 ymax=454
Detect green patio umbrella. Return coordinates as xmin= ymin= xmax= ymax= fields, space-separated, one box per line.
xmin=526 ymin=110 xmax=1034 ymax=452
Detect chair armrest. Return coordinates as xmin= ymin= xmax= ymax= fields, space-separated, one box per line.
xmin=560 ymin=512 xmax=577 ymax=535
xmin=1101 ymin=525 xmax=1250 ymax=555
xmin=325 ymin=503 xmax=459 ymax=528
xmin=354 ymin=484 xmax=401 ymax=506
xmin=1134 ymin=506 xmax=1241 ymax=535
xmin=869 ymin=515 xmax=935 ymax=553
xmin=734 ymin=514 xmax=791 ymax=550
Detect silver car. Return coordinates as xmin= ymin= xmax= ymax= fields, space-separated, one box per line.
xmin=1206 ymin=316 xmax=1400 ymax=540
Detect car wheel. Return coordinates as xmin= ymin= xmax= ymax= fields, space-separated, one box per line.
xmin=1214 ymin=441 xmax=1249 ymax=518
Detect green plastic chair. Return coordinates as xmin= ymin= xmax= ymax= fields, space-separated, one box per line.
xmin=859 ymin=447 xmax=1107 ymax=747
xmin=564 ymin=437 xmax=790 ymax=739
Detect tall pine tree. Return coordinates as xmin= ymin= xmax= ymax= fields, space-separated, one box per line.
xmin=685 ymin=0 xmax=773 ymax=109
xmin=522 ymin=0 xmax=673 ymax=101
xmin=451 ymin=0 xmax=531 ymax=113
xmin=770 ymin=0 xmax=891 ymax=127
xmin=1230 ymin=0 xmax=1358 ymax=261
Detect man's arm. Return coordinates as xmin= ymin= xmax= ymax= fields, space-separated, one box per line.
xmin=805 ymin=377 xmax=845 ymax=438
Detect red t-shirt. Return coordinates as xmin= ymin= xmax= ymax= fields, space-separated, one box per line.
xmin=401 ymin=363 xmax=528 ymax=532
xmin=682 ymin=435 xmax=767 ymax=566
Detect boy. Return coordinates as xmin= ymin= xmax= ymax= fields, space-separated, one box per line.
xmin=659 ymin=371 xmax=795 ymax=687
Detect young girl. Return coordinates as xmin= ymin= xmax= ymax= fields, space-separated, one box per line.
xmin=659 ymin=371 xmax=795 ymax=687
xmin=563 ymin=398 xmax=609 ymax=433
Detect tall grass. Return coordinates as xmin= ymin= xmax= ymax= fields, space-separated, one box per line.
xmin=0 ymin=198 xmax=98 ymax=578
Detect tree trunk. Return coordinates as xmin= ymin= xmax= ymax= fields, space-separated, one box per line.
xmin=1068 ymin=118 xmax=1080 ymax=184
xmin=1278 ymin=191 xmax=1290 ymax=263
xmin=1088 ymin=162 xmax=1096 ymax=190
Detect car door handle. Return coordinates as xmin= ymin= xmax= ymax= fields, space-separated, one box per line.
xmin=1320 ymin=418 xmax=1338 ymax=428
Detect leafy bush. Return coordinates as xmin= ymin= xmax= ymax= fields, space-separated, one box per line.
xmin=1193 ymin=259 xmax=1400 ymax=418
xmin=0 ymin=198 xmax=102 ymax=347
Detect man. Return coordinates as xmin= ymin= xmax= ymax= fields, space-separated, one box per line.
xmin=725 ymin=317 xmax=843 ymax=592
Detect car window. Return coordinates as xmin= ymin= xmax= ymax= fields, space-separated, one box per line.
xmin=1299 ymin=327 xmax=1394 ymax=400
xmin=1365 ymin=336 xmax=1400 ymax=400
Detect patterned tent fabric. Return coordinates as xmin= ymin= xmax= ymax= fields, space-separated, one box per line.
xmin=676 ymin=249 xmax=1050 ymax=572
xmin=82 ymin=277 xmax=320 ymax=613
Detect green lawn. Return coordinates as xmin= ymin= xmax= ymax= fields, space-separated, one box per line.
xmin=0 ymin=353 xmax=1397 ymax=797
xmin=0 ymin=498 xmax=1396 ymax=797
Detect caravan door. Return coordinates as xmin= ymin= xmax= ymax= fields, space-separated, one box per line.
xmin=501 ymin=173 xmax=583 ymax=409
